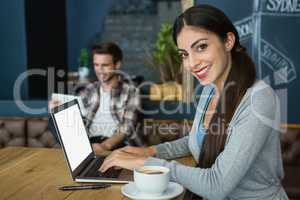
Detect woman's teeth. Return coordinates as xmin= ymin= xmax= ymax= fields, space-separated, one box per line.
xmin=194 ymin=66 xmax=209 ymax=77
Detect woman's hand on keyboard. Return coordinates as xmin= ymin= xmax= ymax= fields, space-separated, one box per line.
xmin=98 ymin=148 xmax=147 ymax=173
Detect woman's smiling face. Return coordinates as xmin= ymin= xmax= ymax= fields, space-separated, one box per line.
xmin=176 ymin=25 xmax=234 ymax=87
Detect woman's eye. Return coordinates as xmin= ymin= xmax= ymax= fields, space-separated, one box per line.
xmin=196 ymin=43 xmax=208 ymax=51
xmin=179 ymin=52 xmax=188 ymax=59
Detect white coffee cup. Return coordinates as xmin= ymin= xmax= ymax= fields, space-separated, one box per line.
xmin=134 ymin=166 xmax=170 ymax=197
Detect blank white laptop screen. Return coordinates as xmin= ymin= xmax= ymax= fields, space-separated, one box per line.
xmin=54 ymin=104 xmax=92 ymax=171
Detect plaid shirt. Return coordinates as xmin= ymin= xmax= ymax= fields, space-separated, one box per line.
xmin=79 ymin=78 xmax=140 ymax=139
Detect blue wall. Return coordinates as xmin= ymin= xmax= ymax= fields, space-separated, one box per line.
xmin=66 ymin=0 xmax=113 ymax=71
xmin=0 ymin=0 xmax=113 ymax=117
xmin=0 ymin=0 xmax=28 ymax=100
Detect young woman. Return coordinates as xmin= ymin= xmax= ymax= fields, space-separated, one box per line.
xmin=99 ymin=5 xmax=288 ymax=200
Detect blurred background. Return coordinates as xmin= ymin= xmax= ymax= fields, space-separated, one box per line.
xmin=1 ymin=0 xmax=300 ymax=122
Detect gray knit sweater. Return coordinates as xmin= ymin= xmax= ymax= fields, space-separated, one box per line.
xmin=144 ymin=81 xmax=289 ymax=200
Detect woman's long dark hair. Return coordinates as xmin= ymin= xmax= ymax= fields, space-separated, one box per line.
xmin=173 ymin=5 xmax=256 ymax=168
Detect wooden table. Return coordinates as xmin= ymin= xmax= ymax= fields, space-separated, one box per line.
xmin=0 ymin=147 xmax=195 ymax=200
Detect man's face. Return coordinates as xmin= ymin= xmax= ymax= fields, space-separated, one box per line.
xmin=93 ymin=54 xmax=120 ymax=83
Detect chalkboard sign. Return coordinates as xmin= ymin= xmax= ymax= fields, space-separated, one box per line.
xmin=197 ymin=0 xmax=300 ymax=123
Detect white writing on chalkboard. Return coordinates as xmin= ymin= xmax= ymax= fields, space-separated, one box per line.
xmin=261 ymin=39 xmax=296 ymax=83
xmin=234 ymin=16 xmax=253 ymax=41
xmin=266 ymin=0 xmax=300 ymax=13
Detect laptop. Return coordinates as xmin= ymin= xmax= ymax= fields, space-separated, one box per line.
xmin=50 ymin=99 xmax=133 ymax=183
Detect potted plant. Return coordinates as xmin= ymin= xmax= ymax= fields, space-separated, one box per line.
xmin=146 ymin=23 xmax=182 ymax=101
xmin=78 ymin=48 xmax=90 ymax=81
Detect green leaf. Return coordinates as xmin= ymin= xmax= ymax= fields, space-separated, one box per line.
xmin=146 ymin=23 xmax=182 ymax=83
xmin=79 ymin=48 xmax=89 ymax=67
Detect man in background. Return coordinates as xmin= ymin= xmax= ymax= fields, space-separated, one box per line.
xmin=49 ymin=42 xmax=141 ymax=154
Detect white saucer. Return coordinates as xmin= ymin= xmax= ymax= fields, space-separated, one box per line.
xmin=121 ymin=182 xmax=184 ymax=200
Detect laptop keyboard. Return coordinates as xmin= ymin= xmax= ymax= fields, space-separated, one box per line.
xmin=84 ymin=157 xmax=121 ymax=178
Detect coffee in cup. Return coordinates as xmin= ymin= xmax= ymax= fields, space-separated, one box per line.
xmin=134 ymin=166 xmax=170 ymax=197
xmin=137 ymin=169 xmax=164 ymax=174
